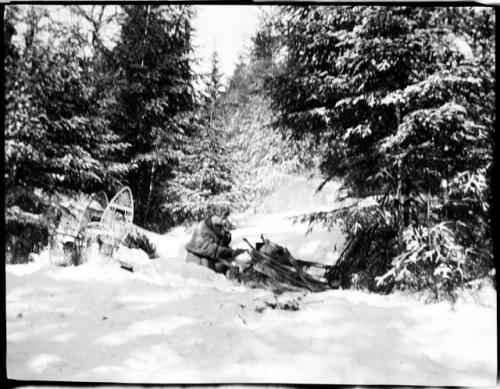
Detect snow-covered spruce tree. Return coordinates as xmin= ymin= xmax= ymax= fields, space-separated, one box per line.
xmin=164 ymin=48 xmax=234 ymax=225
xmin=207 ymin=49 xmax=224 ymax=127
xmin=110 ymin=6 xmax=234 ymax=230
xmin=268 ymin=6 xmax=494 ymax=298
xmin=217 ymin=10 xmax=318 ymax=213
xmin=5 ymin=6 xmax=128 ymax=263
xmin=109 ymin=5 xmax=197 ymax=231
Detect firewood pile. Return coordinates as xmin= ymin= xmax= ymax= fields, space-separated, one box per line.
xmin=241 ymin=236 xmax=334 ymax=292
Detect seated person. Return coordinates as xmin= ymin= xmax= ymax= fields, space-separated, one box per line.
xmin=185 ymin=209 xmax=244 ymax=274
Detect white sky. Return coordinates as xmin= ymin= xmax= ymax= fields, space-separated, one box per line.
xmin=192 ymin=5 xmax=261 ymax=84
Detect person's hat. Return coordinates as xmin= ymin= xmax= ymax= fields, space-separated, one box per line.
xmin=211 ymin=215 xmax=223 ymax=226
xmin=207 ymin=204 xmax=230 ymax=219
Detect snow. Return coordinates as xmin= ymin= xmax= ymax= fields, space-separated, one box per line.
xmin=6 ymin=175 xmax=497 ymax=385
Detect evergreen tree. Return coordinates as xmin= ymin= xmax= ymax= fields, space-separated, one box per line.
xmin=216 ymin=10 xmax=317 ymax=213
xmin=166 ymin=48 xmax=234 ymax=224
xmin=207 ymin=48 xmax=224 ymax=127
xmin=109 ymin=5 xmax=197 ymax=230
xmin=268 ymin=6 xmax=495 ymax=298
xmin=5 ymin=5 xmax=127 ymax=263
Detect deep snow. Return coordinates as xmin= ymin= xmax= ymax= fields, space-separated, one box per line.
xmin=6 ymin=176 xmax=497 ymax=385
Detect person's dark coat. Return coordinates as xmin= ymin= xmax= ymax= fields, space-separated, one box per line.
xmin=185 ymin=217 xmax=233 ymax=271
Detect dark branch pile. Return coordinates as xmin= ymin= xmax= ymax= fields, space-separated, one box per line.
xmin=241 ymin=237 xmax=334 ymax=293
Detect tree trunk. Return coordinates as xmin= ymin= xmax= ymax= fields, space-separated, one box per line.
xmin=146 ymin=159 xmax=157 ymax=220
xmin=141 ymin=5 xmax=151 ymax=69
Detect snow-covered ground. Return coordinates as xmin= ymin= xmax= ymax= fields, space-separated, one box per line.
xmin=6 ymin=176 xmax=497 ymax=385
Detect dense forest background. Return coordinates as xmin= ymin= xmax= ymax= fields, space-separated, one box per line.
xmin=4 ymin=5 xmax=495 ymax=300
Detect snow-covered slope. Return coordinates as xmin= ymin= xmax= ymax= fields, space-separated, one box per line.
xmin=6 ymin=175 xmax=497 ymax=385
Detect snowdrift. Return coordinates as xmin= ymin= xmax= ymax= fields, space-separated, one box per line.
xmin=6 ymin=175 xmax=497 ymax=385
xmin=6 ymin=249 xmax=497 ymax=385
